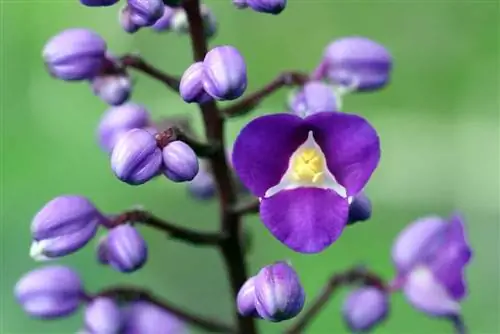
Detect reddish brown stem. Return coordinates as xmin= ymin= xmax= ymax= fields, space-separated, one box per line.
xmin=284 ymin=267 xmax=387 ymax=334
xmin=222 ymin=71 xmax=310 ymax=117
xmin=89 ymin=286 xmax=234 ymax=333
xmin=120 ymin=54 xmax=180 ymax=92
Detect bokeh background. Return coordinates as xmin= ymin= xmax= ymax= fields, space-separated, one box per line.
xmin=1 ymin=0 xmax=499 ymax=333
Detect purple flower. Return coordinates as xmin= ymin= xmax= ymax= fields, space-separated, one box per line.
xmin=102 ymin=225 xmax=148 ymax=273
xmin=288 ymin=81 xmax=338 ymax=117
xmin=30 ymin=195 xmax=104 ymax=260
xmin=320 ymin=36 xmax=393 ymax=92
xmin=91 ymin=74 xmax=132 ymax=106
xmin=85 ymin=298 xmax=123 ymax=333
xmin=347 ymin=192 xmax=372 ymax=225
xmin=15 ymin=265 xmax=84 ymax=319
xmin=202 ymin=46 xmax=247 ymax=101
xmin=80 ymin=0 xmax=118 ymax=6
xmin=253 ymin=261 xmax=305 ymax=322
xmin=237 ymin=276 xmax=259 ymax=317
xmin=246 ymin=0 xmax=286 ymax=15
xmin=232 ymin=112 xmax=380 ymax=253
xmin=119 ymin=6 xmax=140 ymax=33
xmin=392 ymin=214 xmax=472 ymax=316
xmin=170 ymin=5 xmax=217 ymax=38
xmin=97 ymin=103 xmax=151 ymax=153
xmin=42 ymin=28 xmax=107 ymax=81
xmin=186 ymin=166 xmax=216 ymax=200
xmin=179 ymin=62 xmax=213 ymax=104
xmin=123 ymin=302 xmax=187 ymax=334
xmin=162 ymin=141 xmax=199 ymax=182
xmin=151 ymin=5 xmax=176 ymax=31
xmin=110 ymin=128 xmax=162 ymax=185
xmin=127 ymin=0 xmax=164 ymax=27
xmin=342 ymin=287 xmax=389 ymax=332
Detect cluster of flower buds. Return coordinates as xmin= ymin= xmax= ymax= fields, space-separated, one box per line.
xmin=15 ymin=265 xmax=185 ymax=332
xmin=180 ymin=45 xmax=248 ymax=104
xmin=237 ymin=261 xmax=305 ymax=322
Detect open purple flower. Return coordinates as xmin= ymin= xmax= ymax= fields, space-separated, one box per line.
xmin=232 ymin=112 xmax=380 ymax=253
xmin=392 ymin=214 xmax=472 ymax=316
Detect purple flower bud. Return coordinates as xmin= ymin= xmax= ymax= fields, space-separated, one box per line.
xmin=322 ymin=36 xmax=393 ymax=91
xmin=393 ymin=214 xmax=472 ymax=317
xmin=253 ymin=261 xmax=305 ymax=322
xmin=289 ymin=81 xmax=338 ymax=117
xmin=342 ymin=287 xmax=389 ymax=332
xmin=91 ymin=74 xmax=132 ymax=106
xmin=30 ymin=195 xmax=104 ymax=260
xmin=97 ymin=103 xmax=151 ymax=153
xmin=170 ymin=5 xmax=217 ymax=38
xmin=233 ymin=0 xmax=248 ymax=8
xmin=119 ymin=6 xmax=141 ymax=33
xmin=179 ymin=62 xmax=213 ymax=104
xmin=186 ymin=167 xmax=216 ymax=200
xmin=123 ymin=302 xmax=186 ymax=333
xmin=110 ymin=129 xmax=162 ymax=185
xmin=85 ymin=298 xmax=123 ymax=334
xmin=203 ymin=46 xmax=247 ymax=101
xmin=246 ymin=0 xmax=286 ymax=14
xmin=237 ymin=276 xmax=258 ymax=317
xmin=42 ymin=29 xmax=107 ymax=81
xmin=162 ymin=141 xmax=199 ymax=182
xmin=80 ymin=0 xmax=118 ymax=7
xmin=104 ymin=225 xmax=148 ymax=273
xmin=151 ymin=5 xmax=176 ymax=31
xmin=347 ymin=193 xmax=372 ymax=225
xmin=96 ymin=236 xmax=109 ymax=265
xmin=127 ymin=0 xmax=164 ymax=27
xmin=15 ymin=266 xmax=84 ymax=319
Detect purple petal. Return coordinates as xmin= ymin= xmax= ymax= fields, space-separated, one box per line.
xmin=307 ymin=112 xmax=380 ymax=196
xmin=232 ymin=114 xmax=308 ymax=197
xmin=403 ymin=266 xmax=461 ymax=316
xmin=392 ymin=216 xmax=447 ymax=273
xmin=123 ymin=302 xmax=186 ymax=334
xmin=237 ymin=276 xmax=258 ymax=317
xmin=260 ymin=187 xmax=348 ymax=253
xmin=429 ymin=214 xmax=472 ymax=300
xmin=85 ymin=298 xmax=123 ymax=333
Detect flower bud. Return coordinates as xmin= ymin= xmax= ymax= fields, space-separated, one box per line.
xmin=170 ymin=5 xmax=217 ymax=38
xmin=186 ymin=167 xmax=216 ymax=200
xmin=97 ymin=103 xmax=151 ymax=153
xmin=85 ymin=298 xmax=123 ymax=334
xmin=110 ymin=129 xmax=162 ymax=185
xmin=151 ymin=5 xmax=176 ymax=32
xmin=119 ymin=6 xmax=141 ymax=33
xmin=237 ymin=276 xmax=258 ymax=317
xmin=123 ymin=302 xmax=187 ymax=333
xmin=96 ymin=236 xmax=109 ymax=265
xmin=289 ymin=81 xmax=338 ymax=117
xmin=322 ymin=37 xmax=393 ymax=91
xmin=103 ymin=225 xmax=148 ymax=273
xmin=80 ymin=0 xmax=118 ymax=6
xmin=42 ymin=28 xmax=107 ymax=81
xmin=127 ymin=0 xmax=164 ymax=27
xmin=162 ymin=141 xmax=199 ymax=182
xmin=30 ymin=195 xmax=104 ymax=260
xmin=203 ymin=46 xmax=247 ymax=101
xmin=180 ymin=62 xmax=213 ymax=104
xmin=342 ymin=287 xmax=389 ymax=332
xmin=91 ymin=74 xmax=132 ymax=106
xmin=233 ymin=0 xmax=248 ymax=8
xmin=15 ymin=266 xmax=84 ymax=319
xmin=347 ymin=193 xmax=372 ymax=225
xmin=246 ymin=0 xmax=286 ymax=14
xmin=253 ymin=261 xmax=305 ymax=322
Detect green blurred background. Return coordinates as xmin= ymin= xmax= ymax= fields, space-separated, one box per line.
xmin=1 ymin=0 xmax=499 ymax=333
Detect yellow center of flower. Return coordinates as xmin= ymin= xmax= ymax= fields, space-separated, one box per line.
xmin=291 ymin=148 xmax=325 ymax=183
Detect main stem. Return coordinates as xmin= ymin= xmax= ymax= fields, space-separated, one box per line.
xmin=182 ymin=1 xmax=258 ymax=333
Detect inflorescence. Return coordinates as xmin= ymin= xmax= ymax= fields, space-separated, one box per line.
xmin=15 ymin=0 xmax=473 ymax=333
